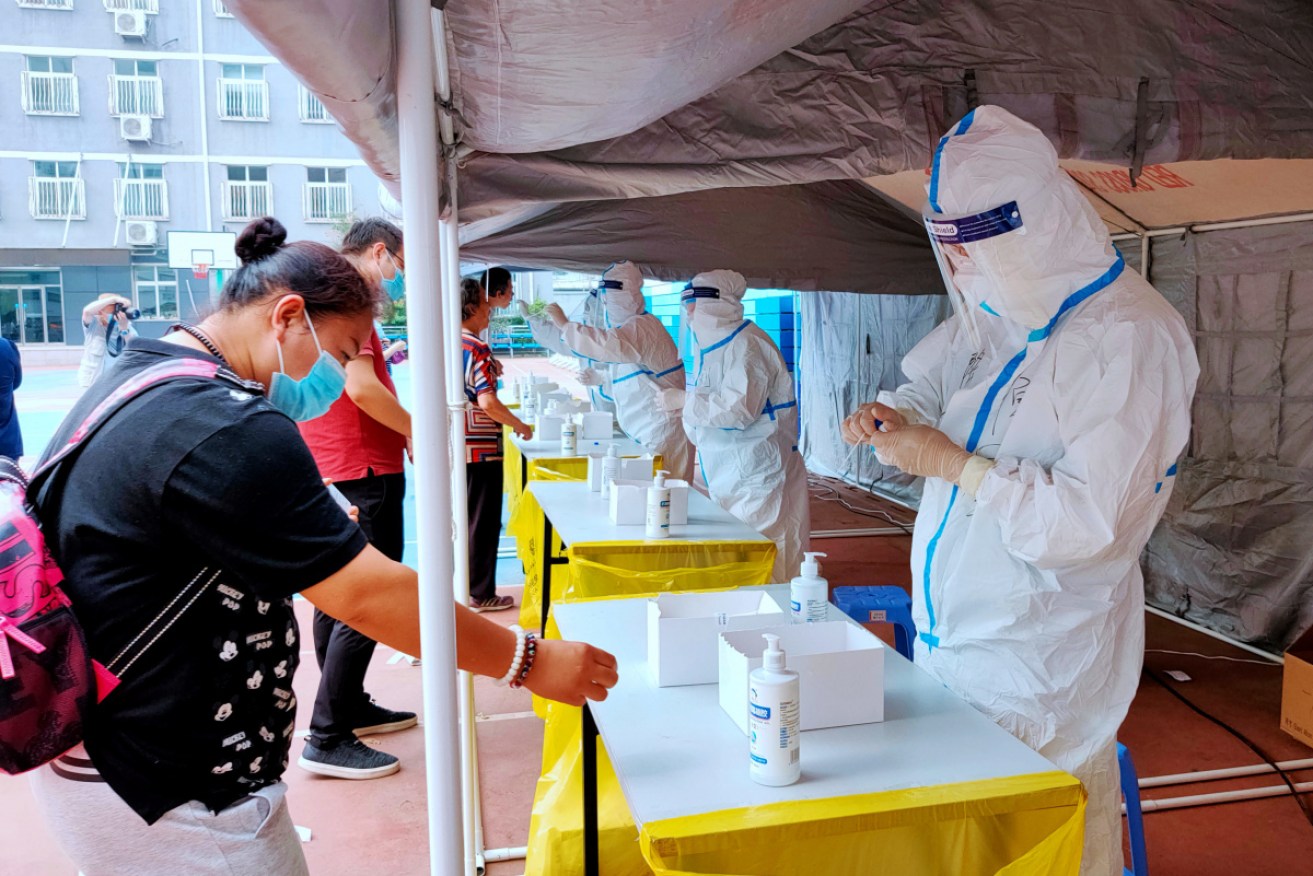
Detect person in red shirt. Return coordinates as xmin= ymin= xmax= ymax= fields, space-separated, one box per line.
xmin=297 ymin=218 xmax=415 ymax=779
xmin=462 ymin=279 xmax=532 ymax=612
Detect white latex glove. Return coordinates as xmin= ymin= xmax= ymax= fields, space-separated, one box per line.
xmin=577 ymin=367 xmax=604 ymax=387
xmin=545 ymin=303 xmax=568 ymax=328
xmin=865 ymin=423 xmax=993 ymax=495
xmin=516 ymin=300 xmax=530 ymax=318
xmin=841 ymin=402 xmax=905 ymax=446
xmin=659 ymin=387 xmax=687 ymax=412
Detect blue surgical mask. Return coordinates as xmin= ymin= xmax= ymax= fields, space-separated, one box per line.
xmin=381 ymin=251 xmax=405 ymax=301
xmin=268 ymin=314 xmax=347 ymax=422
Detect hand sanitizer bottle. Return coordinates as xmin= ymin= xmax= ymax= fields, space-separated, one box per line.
xmin=645 ymin=470 xmax=671 ymax=539
xmin=560 ymin=417 xmax=578 ymax=455
xmin=601 ymin=444 xmax=620 ymax=500
xmin=790 ymin=552 xmax=830 ymax=624
xmin=749 ymin=633 xmax=801 ymax=786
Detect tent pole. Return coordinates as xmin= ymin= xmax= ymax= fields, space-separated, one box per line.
xmin=396 ymin=1 xmax=463 ymax=874
xmin=1113 ymin=211 xmax=1313 ymax=241
xmin=429 ymin=9 xmax=483 ymax=874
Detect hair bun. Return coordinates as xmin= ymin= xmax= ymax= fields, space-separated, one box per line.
xmin=235 ymin=216 xmax=288 ymax=265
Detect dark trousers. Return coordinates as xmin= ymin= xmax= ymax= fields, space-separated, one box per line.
xmin=310 ymin=471 xmax=406 ymax=747
xmin=467 ymin=460 xmax=504 ymax=601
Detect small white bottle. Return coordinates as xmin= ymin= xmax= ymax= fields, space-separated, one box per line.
xmin=749 ymin=633 xmax=801 ymax=786
xmin=645 ymin=469 xmax=671 ymax=539
xmin=789 ymin=552 xmax=830 ymax=624
xmin=601 ymin=445 xmax=620 ymax=499
xmin=560 ymin=417 xmax=578 ymax=455
xmin=521 ymin=387 xmax=537 ymax=424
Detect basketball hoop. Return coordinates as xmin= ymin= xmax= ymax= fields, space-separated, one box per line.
xmin=193 ymin=263 xmax=210 ymax=280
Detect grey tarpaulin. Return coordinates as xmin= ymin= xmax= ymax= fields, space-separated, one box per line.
xmin=462 ymin=180 xmax=943 ymax=294
xmin=1144 ymin=223 xmax=1313 ymax=650
xmin=228 ymin=0 xmax=1313 ymax=228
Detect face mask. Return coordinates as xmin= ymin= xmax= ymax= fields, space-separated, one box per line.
xmin=268 ymin=313 xmax=347 ymax=422
xmin=380 ymin=251 xmax=405 ymax=301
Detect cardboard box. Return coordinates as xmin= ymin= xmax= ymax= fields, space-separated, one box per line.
xmin=646 ymin=591 xmax=785 ymax=687
xmin=609 ymin=478 xmax=688 ymax=526
xmin=1282 ymin=628 xmax=1313 ymax=748
xmin=535 ymin=415 xmax=564 ymax=441
xmin=620 ymin=456 xmax=655 ymax=482
xmin=578 ymin=411 xmax=614 ymax=439
xmin=719 ymin=622 xmax=884 ymax=734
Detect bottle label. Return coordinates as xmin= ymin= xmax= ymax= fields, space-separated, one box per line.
xmin=750 ymin=703 xmax=770 ymax=720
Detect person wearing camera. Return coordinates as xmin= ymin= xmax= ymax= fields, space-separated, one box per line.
xmin=28 ymin=217 xmax=618 ymax=875
xmin=78 ymin=293 xmax=140 ymax=389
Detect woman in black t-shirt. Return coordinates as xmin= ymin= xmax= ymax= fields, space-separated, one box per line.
xmin=30 ymin=217 xmax=618 ymax=876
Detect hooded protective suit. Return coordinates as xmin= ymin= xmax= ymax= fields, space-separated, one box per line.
xmin=682 ymin=269 xmax=809 ymax=583
xmin=556 ymin=262 xmax=694 ymax=481
xmin=878 ymin=107 xmax=1198 ymax=876
xmin=523 ymin=287 xmax=616 ymax=415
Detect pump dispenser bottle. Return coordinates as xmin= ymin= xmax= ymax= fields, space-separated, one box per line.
xmin=749 ymin=633 xmax=801 ymax=786
xmin=645 ymin=469 xmax=671 ymax=539
xmin=790 ymin=552 xmax=829 ymax=623
xmin=601 ymin=444 xmax=620 ymax=499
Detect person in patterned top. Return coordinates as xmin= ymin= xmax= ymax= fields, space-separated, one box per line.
xmin=462 ymin=278 xmax=531 ymax=612
xmin=28 ymin=219 xmax=616 ymax=876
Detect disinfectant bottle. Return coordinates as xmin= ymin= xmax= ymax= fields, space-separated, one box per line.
xmin=601 ymin=444 xmax=620 ymax=499
xmin=749 ymin=633 xmax=801 ymax=786
xmin=645 ymin=469 xmax=671 ymax=539
xmin=560 ymin=416 xmax=578 ymax=455
xmin=789 ymin=552 xmax=829 ymax=624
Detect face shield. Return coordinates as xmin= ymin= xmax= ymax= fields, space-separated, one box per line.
xmin=679 ymin=282 xmax=721 ymax=366
xmin=924 ymin=200 xmax=1025 ymax=347
xmin=596 ymin=278 xmax=624 ymax=329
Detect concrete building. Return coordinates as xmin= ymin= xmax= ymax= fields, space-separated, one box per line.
xmin=0 ymin=0 xmax=386 ymax=363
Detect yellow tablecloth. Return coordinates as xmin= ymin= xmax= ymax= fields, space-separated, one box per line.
xmin=528 ymin=701 xmax=1086 ymax=875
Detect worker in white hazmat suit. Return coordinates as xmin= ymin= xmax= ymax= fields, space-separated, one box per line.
xmin=667 ymin=269 xmax=809 ymax=583
xmin=521 ymin=289 xmax=615 ymax=415
xmin=541 ymin=261 xmax=694 ymax=482
xmin=842 ymin=106 xmax=1198 ymax=876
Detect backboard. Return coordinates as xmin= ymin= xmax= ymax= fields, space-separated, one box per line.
xmin=167 ymin=230 xmax=239 ymax=272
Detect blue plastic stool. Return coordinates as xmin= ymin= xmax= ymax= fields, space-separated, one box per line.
xmin=832 ymin=586 xmax=916 ymax=661
xmin=1118 ymin=742 xmax=1149 ymax=876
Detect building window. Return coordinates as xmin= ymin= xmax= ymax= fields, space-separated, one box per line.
xmin=114 ymin=163 xmax=168 ymax=220
xmin=29 ymin=160 xmax=84 ymax=220
xmin=297 ymin=84 xmax=333 ymax=124
xmin=17 ymin=0 xmax=75 ymax=9
xmin=133 ymin=266 xmax=178 ymax=319
xmin=213 ymin=0 xmax=232 ymax=16
xmin=109 ymin=58 xmax=163 ymax=117
xmin=222 ymin=165 xmax=272 ymax=221
xmin=303 ymin=168 xmax=351 ymax=223
xmin=21 ymin=55 xmax=79 ymax=116
xmin=103 ymin=0 xmax=158 ymax=12
xmin=217 ymin=63 xmax=268 ymax=121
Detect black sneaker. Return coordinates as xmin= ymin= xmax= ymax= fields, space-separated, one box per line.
xmin=354 ymin=699 xmax=418 ymax=737
xmin=298 ymin=739 xmax=400 ymax=780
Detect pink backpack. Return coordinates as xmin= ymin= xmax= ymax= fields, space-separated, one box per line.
xmin=0 ymin=357 xmax=230 ymax=774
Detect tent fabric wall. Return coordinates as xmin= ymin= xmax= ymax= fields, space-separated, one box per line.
xmin=461 ymin=180 xmax=944 ymax=293
xmin=1144 ymin=222 xmax=1313 ymax=651
xmin=799 ymin=290 xmax=949 ymax=506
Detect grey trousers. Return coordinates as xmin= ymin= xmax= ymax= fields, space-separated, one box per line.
xmin=29 ymin=746 xmax=309 ymax=876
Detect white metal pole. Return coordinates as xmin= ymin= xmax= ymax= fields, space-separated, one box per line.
xmin=1137 ymin=780 xmax=1313 ymax=813
xmin=429 ymin=9 xmax=481 ymax=873
xmin=1140 ymin=758 xmax=1313 ymax=789
xmin=396 ymin=1 xmax=463 ymax=874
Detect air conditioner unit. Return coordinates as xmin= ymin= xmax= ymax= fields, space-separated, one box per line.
xmin=119 ymin=114 xmax=152 ymax=142
xmin=114 ymin=10 xmax=147 ymax=37
xmin=125 ymin=220 xmax=158 ymax=246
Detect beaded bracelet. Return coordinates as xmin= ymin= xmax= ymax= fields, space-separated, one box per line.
xmin=497 ymin=625 xmax=527 ymax=686
xmin=509 ymin=633 xmax=538 ymax=690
